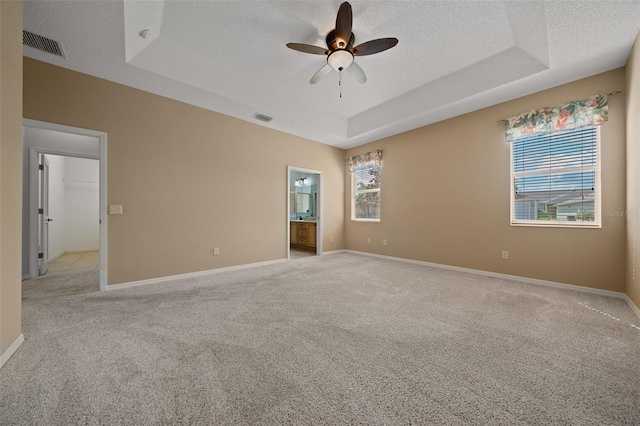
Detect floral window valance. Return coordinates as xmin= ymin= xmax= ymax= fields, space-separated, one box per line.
xmin=504 ymin=94 xmax=608 ymax=142
xmin=347 ymin=150 xmax=382 ymax=173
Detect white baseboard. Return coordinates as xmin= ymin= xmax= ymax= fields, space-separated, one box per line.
xmin=108 ymin=258 xmax=288 ymax=291
xmin=65 ymin=248 xmax=99 ymax=253
xmin=110 ymin=250 xmax=346 ymax=291
xmin=345 ymin=250 xmax=626 ymax=299
xmin=321 ymin=249 xmax=346 ymax=256
xmin=0 ymin=334 xmax=24 ymax=369
xmin=624 ymin=295 xmax=640 ymax=321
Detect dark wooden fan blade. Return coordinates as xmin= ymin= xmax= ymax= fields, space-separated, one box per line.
xmin=286 ymin=43 xmax=329 ymax=55
xmin=335 ymin=2 xmax=352 ymax=48
xmin=352 ymin=38 xmax=398 ymax=56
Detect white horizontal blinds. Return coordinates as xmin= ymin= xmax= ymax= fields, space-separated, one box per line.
xmin=512 ymin=126 xmax=598 ymax=224
xmin=355 ymin=168 xmax=380 ymax=189
xmin=354 ymin=167 xmax=380 ymax=220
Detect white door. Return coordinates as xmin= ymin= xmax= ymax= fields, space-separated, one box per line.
xmin=38 ymin=155 xmax=51 ymax=276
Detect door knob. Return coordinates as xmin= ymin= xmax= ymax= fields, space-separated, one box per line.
xmin=46 ymin=218 xmax=53 ymax=222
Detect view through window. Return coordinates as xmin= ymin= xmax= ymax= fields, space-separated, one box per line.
xmin=352 ymin=166 xmax=380 ymax=221
xmin=511 ymin=126 xmax=600 ymax=227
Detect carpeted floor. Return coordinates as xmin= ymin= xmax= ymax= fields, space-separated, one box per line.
xmin=1 ymin=253 xmax=639 ymax=425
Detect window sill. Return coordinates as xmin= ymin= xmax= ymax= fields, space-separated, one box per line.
xmin=352 ymin=219 xmax=380 ymax=223
xmin=511 ymin=221 xmax=601 ymax=229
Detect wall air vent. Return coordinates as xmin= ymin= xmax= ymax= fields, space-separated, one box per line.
xmin=252 ymin=113 xmax=273 ymax=123
xmin=23 ymin=30 xmax=65 ymax=58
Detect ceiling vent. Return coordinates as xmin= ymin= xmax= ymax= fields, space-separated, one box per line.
xmin=252 ymin=113 xmax=273 ymax=123
xmin=23 ymin=30 xmax=65 ymax=58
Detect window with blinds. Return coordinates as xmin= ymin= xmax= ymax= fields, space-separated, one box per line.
xmin=352 ymin=166 xmax=380 ymax=221
xmin=511 ymin=126 xmax=600 ymax=227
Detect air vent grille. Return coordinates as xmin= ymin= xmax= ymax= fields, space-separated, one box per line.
xmin=23 ymin=30 xmax=65 ymax=58
xmin=252 ymin=113 xmax=273 ymax=123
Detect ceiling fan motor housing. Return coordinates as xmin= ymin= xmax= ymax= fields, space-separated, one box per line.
xmin=326 ymin=30 xmax=355 ymax=51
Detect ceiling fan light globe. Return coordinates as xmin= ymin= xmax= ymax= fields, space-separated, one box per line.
xmin=327 ymin=50 xmax=353 ymax=71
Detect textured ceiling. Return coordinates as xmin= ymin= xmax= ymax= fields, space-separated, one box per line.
xmin=23 ymin=1 xmax=640 ymax=149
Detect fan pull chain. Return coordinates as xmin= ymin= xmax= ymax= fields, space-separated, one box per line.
xmin=339 ymin=70 xmax=342 ymax=98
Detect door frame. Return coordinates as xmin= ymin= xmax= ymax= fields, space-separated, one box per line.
xmin=24 ymin=119 xmax=108 ymax=291
xmin=38 ymin=154 xmax=50 ymax=276
xmin=287 ymin=165 xmax=322 ymax=259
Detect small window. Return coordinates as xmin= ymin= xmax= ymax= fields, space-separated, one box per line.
xmin=352 ymin=166 xmax=380 ymax=221
xmin=511 ymin=126 xmax=600 ymax=227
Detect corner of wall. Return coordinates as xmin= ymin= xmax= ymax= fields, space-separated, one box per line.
xmin=625 ymin=30 xmax=640 ymax=311
xmin=0 ymin=0 xmax=24 ymax=363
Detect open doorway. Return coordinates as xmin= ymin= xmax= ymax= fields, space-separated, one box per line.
xmin=37 ymin=154 xmax=100 ymax=277
xmin=22 ymin=119 xmax=108 ymax=290
xmin=287 ymin=166 xmax=322 ymax=260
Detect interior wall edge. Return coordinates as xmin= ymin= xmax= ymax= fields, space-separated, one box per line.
xmin=625 ymin=30 xmax=640 ymax=309
xmin=0 ymin=334 xmax=24 ymax=370
xmin=0 ymin=0 xmax=23 ymax=362
xmin=624 ymin=295 xmax=640 ymax=320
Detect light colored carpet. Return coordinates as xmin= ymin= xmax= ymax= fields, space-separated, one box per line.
xmin=1 ymin=253 xmax=639 ymax=425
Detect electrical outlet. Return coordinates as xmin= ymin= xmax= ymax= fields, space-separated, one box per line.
xmin=213 ymin=248 xmax=220 ymax=256
xmin=383 ymin=239 xmax=387 ymax=246
xmin=367 ymin=237 xmax=372 ymax=244
xmin=502 ymin=250 xmax=509 ymax=260
xmin=109 ymin=205 xmax=122 ymax=215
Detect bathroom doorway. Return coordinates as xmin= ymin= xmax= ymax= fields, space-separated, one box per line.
xmin=287 ymin=166 xmax=322 ymax=260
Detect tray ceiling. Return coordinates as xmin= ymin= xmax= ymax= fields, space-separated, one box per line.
xmin=23 ymin=1 xmax=640 ymax=149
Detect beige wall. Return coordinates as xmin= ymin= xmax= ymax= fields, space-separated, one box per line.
xmin=626 ymin=34 xmax=640 ymax=309
xmin=19 ymin=49 xmax=635 ymax=296
xmin=346 ymin=69 xmax=627 ymax=292
xmin=0 ymin=0 xmax=24 ymax=356
xmin=23 ymin=58 xmax=345 ymax=285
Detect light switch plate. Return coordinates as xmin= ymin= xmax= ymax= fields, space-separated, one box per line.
xmin=109 ymin=205 xmax=123 ymax=214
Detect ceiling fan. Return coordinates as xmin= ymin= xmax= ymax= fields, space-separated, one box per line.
xmin=286 ymin=2 xmax=398 ymax=85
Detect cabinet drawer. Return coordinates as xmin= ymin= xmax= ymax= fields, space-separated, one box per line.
xmin=297 ymin=229 xmax=308 ymax=237
xmin=297 ymin=238 xmax=307 ymax=245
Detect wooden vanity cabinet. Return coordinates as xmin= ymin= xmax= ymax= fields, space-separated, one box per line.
xmin=290 ymin=222 xmax=316 ymax=249
xmin=308 ymin=223 xmax=316 ymax=247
